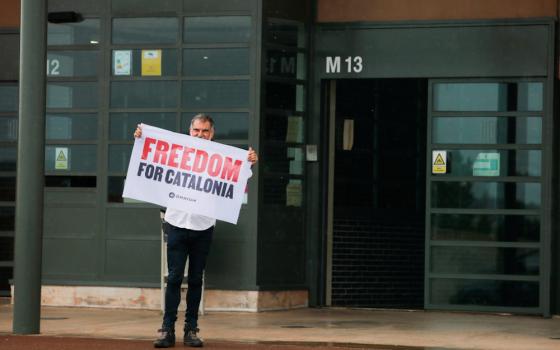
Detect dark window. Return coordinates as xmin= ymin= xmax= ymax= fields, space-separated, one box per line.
xmin=48 ymin=19 xmax=100 ymax=46
xmin=0 ymin=267 xmax=14 ymax=295
xmin=45 ymin=176 xmax=96 ymax=188
xmin=266 ymin=20 xmax=305 ymax=47
xmin=0 ymin=237 xmax=14 ymax=261
xmin=0 ymin=147 xmax=16 ymax=171
xmin=110 ymin=113 xmax=176 ymax=141
xmin=430 ymin=279 xmax=538 ymax=307
xmin=111 ymin=81 xmax=178 ymax=108
xmin=184 ymin=16 xmax=251 ymax=43
xmin=0 ymin=177 xmax=16 ymax=202
xmin=108 ymin=145 xmax=132 ymax=173
xmin=431 ymin=247 xmax=539 ymax=275
xmin=45 ymin=145 xmax=97 ymax=173
xmin=431 ymin=214 xmax=540 ymax=242
xmin=47 ymin=51 xmax=99 ymax=77
xmin=433 ymin=117 xmax=542 ymax=144
xmin=265 ymin=114 xmax=303 ymax=143
xmin=434 ymin=82 xmax=543 ymax=112
xmin=432 ymin=182 xmax=541 ymax=209
xmin=183 ymin=48 xmax=249 ymax=76
xmin=0 ymin=207 xmax=15 ymax=231
xmin=262 ymin=144 xmax=304 ymax=175
xmin=108 ymin=176 xmax=125 ymax=203
xmin=182 ymin=80 xmax=249 ymax=109
xmin=265 ymin=82 xmax=305 ymax=112
xmin=47 ymin=82 xmax=98 ymax=109
xmin=0 ymin=117 xmax=17 ymax=141
xmin=0 ymin=85 xmax=18 ymax=112
xmin=112 ymin=18 xmax=178 ymax=44
xmin=46 ymin=114 xmax=98 ymax=141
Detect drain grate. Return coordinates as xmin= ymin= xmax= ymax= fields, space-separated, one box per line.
xmin=280 ymin=325 xmax=311 ymax=329
xmin=40 ymin=317 xmax=68 ymax=320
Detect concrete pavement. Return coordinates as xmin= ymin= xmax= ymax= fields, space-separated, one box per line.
xmin=1 ymin=302 xmax=560 ymax=350
xmin=2 ymin=335 xmax=426 ymax=350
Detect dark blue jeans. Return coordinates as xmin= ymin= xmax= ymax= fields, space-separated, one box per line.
xmin=162 ymin=222 xmax=213 ymax=331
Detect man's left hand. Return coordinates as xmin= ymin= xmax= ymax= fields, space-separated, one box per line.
xmin=248 ymin=147 xmax=258 ymax=165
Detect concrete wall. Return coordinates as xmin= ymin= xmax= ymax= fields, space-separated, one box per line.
xmin=317 ymin=0 xmax=557 ymax=22
xmin=0 ymin=0 xmax=19 ymax=28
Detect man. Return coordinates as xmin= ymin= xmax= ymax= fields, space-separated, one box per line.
xmin=134 ymin=114 xmax=258 ymax=348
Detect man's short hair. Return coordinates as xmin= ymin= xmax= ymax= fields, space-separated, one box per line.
xmin=190 ymin=114 xmax=214 ymax=130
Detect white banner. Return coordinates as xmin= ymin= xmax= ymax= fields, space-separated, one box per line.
xmin=122 ymin=124 xmax=252 ymax=224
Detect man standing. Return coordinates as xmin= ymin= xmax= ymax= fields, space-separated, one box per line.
xmin=134 ymin=114 xmax=258 ymax=348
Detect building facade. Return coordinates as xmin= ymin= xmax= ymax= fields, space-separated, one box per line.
xmin=1 ymin=0 xmax=559 ymax=316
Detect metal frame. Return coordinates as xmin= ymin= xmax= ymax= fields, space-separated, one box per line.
xmin=425 ymin=77 xmax=549 ymax=315
xmin=256 ymin=7 xmax=310 ymax=290
xmin=324 ymin=80 xmax=336 ymax=306
xmin=313 ymin=18 xmax=555 ymax=314
xmin=41 ymin=0 xmax=260 ymax=289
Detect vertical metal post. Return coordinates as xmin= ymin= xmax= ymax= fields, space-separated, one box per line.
xmin=325 ymin=80 xmax=336 ymax=306
xmin=12 ymin=0 xmax=47 ymax=334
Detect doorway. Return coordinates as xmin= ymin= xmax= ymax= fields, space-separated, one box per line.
xmin=326 ymin=79 xmax=428 ymax=308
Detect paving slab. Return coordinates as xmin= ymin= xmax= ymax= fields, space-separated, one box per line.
xmin=1 ymin=335 xmax=456 ymax=350
xmin=1 ymin=304 xmax=559 ymax=350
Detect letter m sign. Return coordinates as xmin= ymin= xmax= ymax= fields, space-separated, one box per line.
xmin=326 ymin=56 xmax=340 ymax=73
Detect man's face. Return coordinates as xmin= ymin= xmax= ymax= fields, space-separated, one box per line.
xmin=190 ymin=119 xmax=214 ymax=140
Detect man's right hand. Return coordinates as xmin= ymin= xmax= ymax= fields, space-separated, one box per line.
xmin=133 ymin=124 xmax=142 ymax=138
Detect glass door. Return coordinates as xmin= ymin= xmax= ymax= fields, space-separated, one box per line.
xmin=0 ymin=82 xmax=18 ymax=296
xmin=426 ymin=79 xmax=545 ymax=314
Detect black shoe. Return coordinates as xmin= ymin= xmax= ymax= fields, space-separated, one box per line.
xmin=183 ymin=328 xmax=203 ymax=347
xmin=154 ymin=328 xmax=175 ymax=348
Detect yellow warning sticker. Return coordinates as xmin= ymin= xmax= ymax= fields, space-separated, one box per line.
xmin=55 ymin=147 xmax=69 ymax=170
xmin=56 ymin=150 xmax=67 ymax=161
xmin=432 ymin=150 xmax=446 ymax=174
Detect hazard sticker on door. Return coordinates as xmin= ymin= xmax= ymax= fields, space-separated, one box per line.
xmin=432 ymin=150 xmax=447 ymax=174
xmin=55 ymin=147 xmax=69 ymax=170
